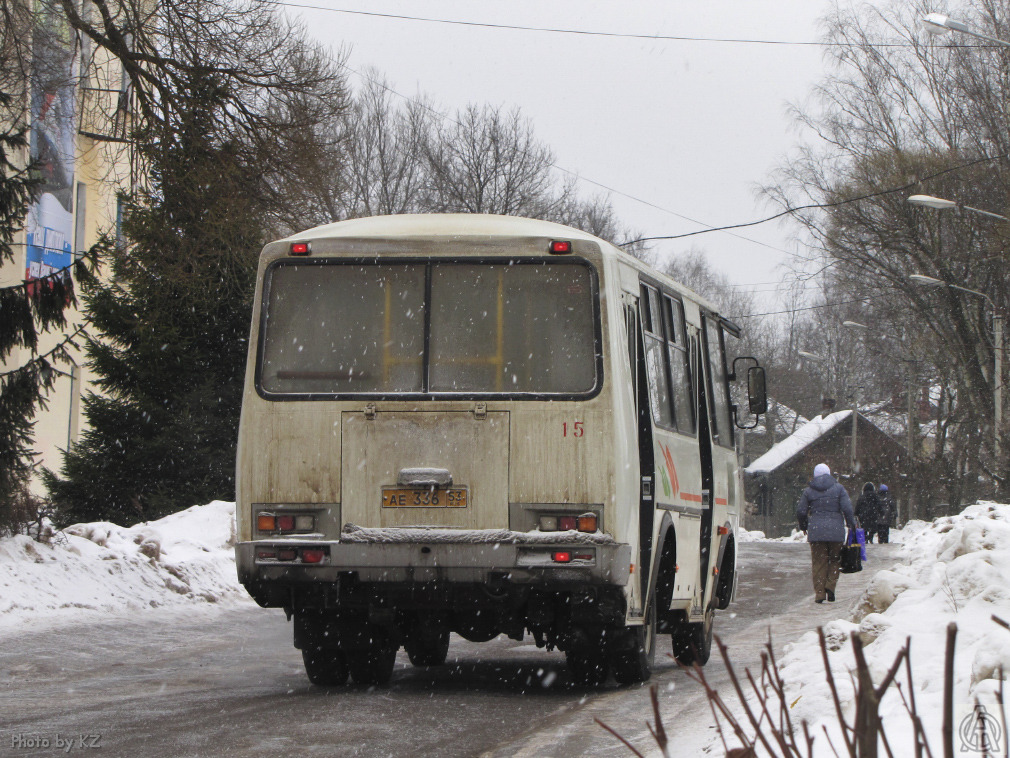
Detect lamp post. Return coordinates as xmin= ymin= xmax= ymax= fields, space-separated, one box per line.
xmin=798 ymin=349 xmax=827 ymax=411
xmin=39 ymin=360 xmax=81 ymax=451
xmin=800 ymin=349 xmax=860 ymax=474
xmin=910 ymin=274 xmax=1002 ymax=460
xmin=908 ymin=194 xmax=1010 ymax=223
xmin=921 ymin=13 xmax=1010 ymax=48
xmin=842 ymin=320 xmax=918 ymax=459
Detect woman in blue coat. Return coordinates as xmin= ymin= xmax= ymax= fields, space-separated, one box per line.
xmin=796 ymin=463 xmax=857 ymax=603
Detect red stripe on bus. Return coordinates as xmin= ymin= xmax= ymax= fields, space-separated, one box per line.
xmin=715 ymin=498 xmax=728 ymax=505
xmin=681 ymin=493 xmax=703 ymax=502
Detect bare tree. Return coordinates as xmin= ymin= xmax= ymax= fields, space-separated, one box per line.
xmin=339 ymin=71 xmax=435 ymax=220
xmin=766 ymin=0 xmax=1010 ymax=495
xmin=422 ymin=103 xmax=574 ymax=217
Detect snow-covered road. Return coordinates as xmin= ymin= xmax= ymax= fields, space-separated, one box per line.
xmin=1 ymin=540 xmax=897 ymax=757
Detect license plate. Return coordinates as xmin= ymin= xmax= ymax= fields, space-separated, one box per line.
xmin=381 ymin=487 xmax=469 ymax=508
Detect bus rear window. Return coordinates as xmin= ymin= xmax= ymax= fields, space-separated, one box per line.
xmin=258 ymin=259 xmax=600 ymax=397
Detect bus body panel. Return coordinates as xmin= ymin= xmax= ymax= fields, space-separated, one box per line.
xmin=341 ymin=411 xmax=510 ymax=530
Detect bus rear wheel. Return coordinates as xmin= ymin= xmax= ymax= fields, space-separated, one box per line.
xmin=405 ymin=627 xmax=450 ymax=667
xmin=671 ymin=609 xmax=714 ymax=666
xmin=611 ymin=613 xmax=656 ymax=684
xmin=347 ymin=636 xmax=398 ymax=686
xmin=301 ymin=646 xmax=349 ymax=686
xmin=567 ymin=648 xmax=610 ymax=687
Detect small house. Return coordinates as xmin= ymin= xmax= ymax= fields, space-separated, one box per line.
xmin=744 ymin=409 xmax=905 ymax=537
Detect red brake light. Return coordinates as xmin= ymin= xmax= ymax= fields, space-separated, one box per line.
xmin=558 ymin=516 xmax=577 ymax=531
xmin=290 ymin=242 xmax=310 ymax=255
xmin=301 ymin=548 xmax=325 ymax=564
xmin=277 ymin=515 xmax=295 ymax=531
xmin=553 ymin=551 xmax=572 ymax=563
xmin=549 ymin=240 xmax=572 ymax=254
xmin=277 ymin=548 xmax=297 ymax=561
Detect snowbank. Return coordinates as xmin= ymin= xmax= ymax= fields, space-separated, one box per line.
xmin=779 ymin=502 xmax=1010 ymax=754
xmin=0 ymin=501 xmax=248 ymax=633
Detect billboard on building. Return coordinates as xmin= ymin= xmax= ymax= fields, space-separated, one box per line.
xmin=25 ymin=0 xmax=76 ymax=285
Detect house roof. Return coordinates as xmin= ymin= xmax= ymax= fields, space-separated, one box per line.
xmin=745 ymin=410 xmax=853 ymax=475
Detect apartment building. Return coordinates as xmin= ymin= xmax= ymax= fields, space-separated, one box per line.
xmin=2 ymin=1 xmax=137 ymax=491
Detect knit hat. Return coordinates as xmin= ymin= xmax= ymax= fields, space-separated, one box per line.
xmin=879 ymin=484 xmax=888 ymax=492
xmin=813 ymin=463 xmax=831 ymax=477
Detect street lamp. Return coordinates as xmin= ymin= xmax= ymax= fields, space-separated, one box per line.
xmin=910 ymin=274 xmax=1003 ymax=459
xmin=908 ymin=194 xmax=1010 ymax=223
xmin=921 ymin=12 xmax=1010 ymax=48
xmin=799 ymin=348 xmax=861 ymax=474
xmin=843 ymin=320 xmax=918 ymax=459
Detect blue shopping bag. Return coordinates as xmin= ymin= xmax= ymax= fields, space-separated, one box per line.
xmin=849 ymin=527 xmax=867 ymax=561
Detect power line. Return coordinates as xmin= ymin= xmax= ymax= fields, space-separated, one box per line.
xmin=278 ymin=2 xmax=1007 ymax=259
xmin=620 ymin=153 xmax=1007 ymax=246
xmin=268 ymin=2 xmax=931 ymax=48
xmin=732 ymin=296 xmax=877 ymax=320
xmin=339 ymin=63 xmax=796 ymax=257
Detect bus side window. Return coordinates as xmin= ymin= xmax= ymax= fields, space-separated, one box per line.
xmin=624 ymin=303 xmax=639 ymax=415
xmin=664 ymin=296 xmax=695 ymax=435
xmin=703 ymin=315 xmax=734 ymax=448
xmin=640 ymin=285 xmax=674 ymax=428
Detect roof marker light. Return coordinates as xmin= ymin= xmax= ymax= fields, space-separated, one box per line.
xmin=290 ymin=242 xmax=310 ymax=255
xmin=549 ymin=240 xmax=572 ymax=254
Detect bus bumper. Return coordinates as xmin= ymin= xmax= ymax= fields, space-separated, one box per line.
xmin=236 ymin=539 xmax=632 ymax=605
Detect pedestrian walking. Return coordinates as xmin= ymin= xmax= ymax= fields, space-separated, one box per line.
xmin=855 ymin=482 xmax=881 ymax=543
xmin=876 ymin=484 xmax=896 ymax=543
xmin=796 ymin=463 xmax=857 ymax=603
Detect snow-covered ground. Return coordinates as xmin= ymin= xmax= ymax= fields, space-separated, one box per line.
xmin=4 ymin=500 xmax=1009 ymax=755
xmin=738 ymin=521 xmax=921 ymax=544
xmin=0 ymin=501 xmax=249 ymax=633
xmin=769 ymin=504 xmax=1010 ymax=755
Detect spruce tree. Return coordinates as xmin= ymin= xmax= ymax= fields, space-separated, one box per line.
xmin=45 ymin=72 xmax=264 ymax=524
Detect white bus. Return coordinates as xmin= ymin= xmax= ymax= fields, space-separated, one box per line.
xmin=235 ymin=214 xmax=766 ymax=687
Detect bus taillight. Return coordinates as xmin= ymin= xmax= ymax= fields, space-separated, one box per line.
xmin=290 ymin=242 xmax=310 ymax=255
xmin=549 ymin=240 xmax=572 ymax=254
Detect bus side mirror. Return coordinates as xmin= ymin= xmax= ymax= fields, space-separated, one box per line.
xmin=747 ymin=366 xmax=767 ymax=415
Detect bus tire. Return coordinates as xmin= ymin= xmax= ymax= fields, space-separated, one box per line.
xmin=671 ymin=609 xmax=714 ymax=666
xmin=611 ymin=613 xmax=657 ymax=684
xmin=347 ymin=639 xmax=397 ymax=686
xmin=567 ymin=648 xmax=609 ymax=687
xmin=301 ymin=646 xmax=349 ymax=686
xmin=405 ymin=628 xmax=450 ymax=667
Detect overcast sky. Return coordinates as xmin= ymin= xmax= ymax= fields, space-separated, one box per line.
xmin=283 ymin=1 xmax=863 ymax=315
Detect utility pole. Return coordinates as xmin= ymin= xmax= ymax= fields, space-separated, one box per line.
xmin=850 ymin=387 xmax=860 ymax=476
xmin=995 ymin=312 xmax=1003 ymax=463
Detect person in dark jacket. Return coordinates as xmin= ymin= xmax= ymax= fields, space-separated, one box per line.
xmin=855 ymin=482 xmax=880 ymax=542
xmin=876 ymin=484 xmax=896 ymax=543
xmin=796 ymin=463 xmax=857 ymax=603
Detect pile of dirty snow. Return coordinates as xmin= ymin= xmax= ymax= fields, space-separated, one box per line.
xmin=778 ymin=502 xmax=1010 ymax=754
xmin=0 ymin=501 xmax=248 ymax=632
